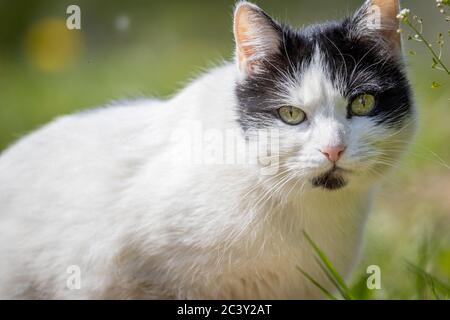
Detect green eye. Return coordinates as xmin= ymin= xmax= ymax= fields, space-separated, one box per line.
xmin=350 ymin=94 xmax=376 ymax=116
xmin=278 ymin=106 xmax=306 ymax=125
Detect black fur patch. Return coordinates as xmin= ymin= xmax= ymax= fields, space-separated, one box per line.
xmin=235 ymin=10 xmax=413 ymax=130
xmin=311 ymin=169 xmax=347 ymax=190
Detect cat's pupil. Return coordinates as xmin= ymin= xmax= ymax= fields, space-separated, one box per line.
xmin=360 ymin=96 xmax=366 ymax=106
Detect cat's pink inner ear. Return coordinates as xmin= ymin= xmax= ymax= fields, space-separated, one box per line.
xmin=371 ymin=0 xmax=401 ymax=52
xmin=233 ymin=2 xmax=280 ymax=76
xmin=234 ymin=4 xmax=257 ymax=73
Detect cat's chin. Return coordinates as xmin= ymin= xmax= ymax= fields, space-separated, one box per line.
xmin=311 ymin=167 xmax=348 ymax=191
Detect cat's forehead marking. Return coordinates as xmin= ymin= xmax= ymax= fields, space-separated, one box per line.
xmin=292 ymin=48 xmax=347 ymax=115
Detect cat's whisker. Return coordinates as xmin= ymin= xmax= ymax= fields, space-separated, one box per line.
xmin=240 ymin=168 xmax=292 ymax=201
xmin=323 ymin=34 xmax=349 ymax=80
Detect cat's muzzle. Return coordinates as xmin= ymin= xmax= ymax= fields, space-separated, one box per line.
xmin=311 ymin=167 xmax=347 ymax=191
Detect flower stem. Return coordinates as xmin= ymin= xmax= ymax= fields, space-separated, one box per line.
xmin=404 ymin=19 xmax=450 ymax=75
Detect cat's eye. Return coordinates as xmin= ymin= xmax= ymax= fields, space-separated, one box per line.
xmin=278 ymin=106 xmax=306 ymax=125
xmin=350 ymin=94 xmax=376 ymax=116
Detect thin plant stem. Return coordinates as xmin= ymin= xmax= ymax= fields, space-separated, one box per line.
xmin=403 ymin=18 xmax=450 ymax=75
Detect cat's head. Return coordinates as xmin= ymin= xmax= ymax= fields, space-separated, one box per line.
xmin=233 ymin=0 xmax=416 ymax=191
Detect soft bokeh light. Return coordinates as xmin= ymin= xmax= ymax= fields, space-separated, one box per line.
xmin=115 ymin=15 xmax=130 ymax=32
xmin=25 ymin=18 xmax=84 ymax=72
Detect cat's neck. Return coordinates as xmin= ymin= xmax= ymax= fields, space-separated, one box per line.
xmin=254 ymin=182 xmax=374 ymax=231
xmin=216 ymin=182 xmax=374 ymax=284
xmin=235 ymin=173 xmax=375 ymax=246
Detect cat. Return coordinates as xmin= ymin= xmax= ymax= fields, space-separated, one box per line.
xmin=0 ymin=0 xmax=416 ymax=299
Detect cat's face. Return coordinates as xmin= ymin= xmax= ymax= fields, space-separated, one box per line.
xmin=234 ymin=0 xmax=416 ymax=191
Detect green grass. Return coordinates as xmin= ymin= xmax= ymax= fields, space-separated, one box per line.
xmin=300 ymin=231 xmax=450 ymax=300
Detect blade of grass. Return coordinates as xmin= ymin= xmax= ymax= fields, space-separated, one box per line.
xmin=430 ymin=279 xmax=442 ymax=300
xmin=314 ymin=256 xmax=352 ymax=300
xmin=303 ymin=230 xmax=355 ymax=300
xmin=415 ymin=234 xmax=430 ymax=299
xmin=296 ymin=266 xmax=338 ymax=300
xmin=406 ymin=260 xmax=450 ymax=298
xmin=350 ymin=272 xmax=373 ymax=300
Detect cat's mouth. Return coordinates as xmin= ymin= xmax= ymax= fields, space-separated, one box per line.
xmin=311 ymin=166 xmax=348 ymax=191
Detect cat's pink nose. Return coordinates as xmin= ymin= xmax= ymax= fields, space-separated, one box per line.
xmin=320 ymin=145 xmax=346 ymax=163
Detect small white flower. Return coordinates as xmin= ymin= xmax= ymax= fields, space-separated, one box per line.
xmin=400 ymin=9 xmax=410 ymax=15
xmin=396 ymin=9 xmax=410 ymax=20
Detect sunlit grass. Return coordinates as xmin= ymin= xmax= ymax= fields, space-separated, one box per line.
xmin=301 ymin=230 xmax=450 ymax=300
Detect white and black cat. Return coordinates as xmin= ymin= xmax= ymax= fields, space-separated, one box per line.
xmin=0 ymin=0 xmax=416 ymax=299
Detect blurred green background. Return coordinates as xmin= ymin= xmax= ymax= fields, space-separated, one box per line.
xmin=0 ymin=0 xmax=448 ymax=299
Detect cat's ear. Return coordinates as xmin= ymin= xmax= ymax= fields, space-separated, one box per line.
xmin=233 ymin=1 xmax=282 ymax=78
xmin=353 ymin=0 xmax=401 ymax=54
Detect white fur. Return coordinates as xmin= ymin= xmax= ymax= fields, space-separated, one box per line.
xmin=0 ymin=48 xmax=414 ymax=298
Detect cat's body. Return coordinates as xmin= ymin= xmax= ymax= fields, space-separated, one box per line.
xmin=0 ymin=1 xmax=415 ymax=299
xmin=0 ymin=65 xmax=372 ymax=299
